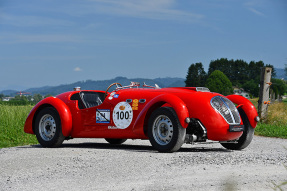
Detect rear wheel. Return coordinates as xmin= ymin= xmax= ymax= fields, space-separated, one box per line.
xmin=105 ymin=138 xmax=127 ymax=145
xmin=34 ymin=107 xmax=65 ymax=148
xmin=148 ymin=107 xmax=186 ymax=153
xmin=220 ymin=108 xmax=254 ymax=150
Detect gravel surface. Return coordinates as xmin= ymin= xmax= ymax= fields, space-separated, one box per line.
xmin=0 ymin=136 xmax=287 ymax=191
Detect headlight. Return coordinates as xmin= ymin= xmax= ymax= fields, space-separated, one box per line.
xmin=211 ymin=96 xmax=241 ymax=125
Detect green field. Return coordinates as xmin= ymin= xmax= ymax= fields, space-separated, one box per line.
xmin=255 ymin=99 xmax=287 ymax=139
xmin=0 ymin=99 xmax=286 ymax=148
xmin=0 ymin=104 xmax=38 ymax=148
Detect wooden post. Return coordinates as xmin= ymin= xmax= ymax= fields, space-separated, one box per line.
xmin=258 ymin=67 xmax=272 ymax=121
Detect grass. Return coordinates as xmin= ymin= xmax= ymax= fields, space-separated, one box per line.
xmin=0 ymin=104 xmax=38 ymax=148
xmin=255 ymin=99 xmax=287 ymax=139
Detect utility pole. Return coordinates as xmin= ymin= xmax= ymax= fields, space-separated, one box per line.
xmin=258 ymin=67 xmax=272 ymax=121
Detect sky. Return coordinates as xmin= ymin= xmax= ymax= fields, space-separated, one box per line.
xmin=0 ymin=0 xmax=286 ymax=91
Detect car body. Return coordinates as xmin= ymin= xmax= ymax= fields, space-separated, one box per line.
xmin=24 ymin=82 xmax=259 ymax=152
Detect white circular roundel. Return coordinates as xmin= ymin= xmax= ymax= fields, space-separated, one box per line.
xmin=113 ymin=102 xmax=133 ymax=129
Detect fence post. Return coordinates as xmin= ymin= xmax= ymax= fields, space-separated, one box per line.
xmin=258 ymin=67 xmax=272 ymax=121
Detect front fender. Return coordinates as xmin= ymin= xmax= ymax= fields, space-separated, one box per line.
xmin=24 ymin=97 xmax=72 ymax=137
xmin=133 ymin=94 xmax=189 ymax=135
xmin=226 ymin=95 xmax=258 ymax=128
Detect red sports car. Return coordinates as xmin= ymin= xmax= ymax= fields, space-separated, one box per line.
xmin=24 ymin=82 xmax=259 ymax=152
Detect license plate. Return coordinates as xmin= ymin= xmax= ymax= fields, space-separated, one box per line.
xmin=229 ymin=125 xmax=244 ymax=132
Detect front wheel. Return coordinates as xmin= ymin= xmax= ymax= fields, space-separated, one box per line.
xmin=34 ymin=107 xmax=65 ymax=148
xmin=220 ymin=109 xmax=254 ymax=150
xmin=148 ymin=107 xmax=186 ymax=153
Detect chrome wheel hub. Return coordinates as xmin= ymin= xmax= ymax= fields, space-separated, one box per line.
xmin=152 ymin=115 xmax=173 ymax=145
xmin=39 ymin=114 xmax=56 ymax=141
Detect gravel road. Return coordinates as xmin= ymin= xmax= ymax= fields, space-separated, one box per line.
xmin=1 ymin=136 xmax=287 ymax=191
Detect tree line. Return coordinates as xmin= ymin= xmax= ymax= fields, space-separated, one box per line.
xmin=185 ymin=58 xmax=286 ymax=97
xmin=0 ymin=94 xmax=52 ymax=105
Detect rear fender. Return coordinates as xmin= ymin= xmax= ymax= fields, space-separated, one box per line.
xmin=133 ymin=94 xmax=189 ymax=135
xmin=226 ymin=95 xmax=258 ymax=128
xmin=24 ymin=97 xmax=72 ymax=137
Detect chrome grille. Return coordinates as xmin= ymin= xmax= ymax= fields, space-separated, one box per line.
xmin=211 ymin=96 xmax=241 ymax=125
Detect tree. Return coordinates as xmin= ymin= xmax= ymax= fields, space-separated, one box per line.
xmin=242 ymin=80 xmax=259 ymax=97
xmin=13 ymin=95 xmax=28 ymax=102
xmin=185 ymin=63 xmax=207 ymax=87
xmin=208 ymin=58 xmax=231 ymax=77
xmin=285 ymin=64 xmax=287 ymax=77
xmin=205 ymin=70 xmax=233 ymax=95
xmin=271 ymin=79 xmax=287 ymax=99
xmin=232 ymin=59 xmax=249 ymax=86
xmin=248 ymin=61 xmax=264 ymax=83
xmin=44 ymin=94 xmax=53 ymax=98
xmin=33 ymin=94 xmax=43 ymax=103
xmin=208 ymin=58 xmax=249 ymax=86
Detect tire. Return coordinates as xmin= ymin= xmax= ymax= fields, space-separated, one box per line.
xmin=105 ymin=138 xmax=127 ymax=145
xmin=220 ymin=108 xmax=254 ymax=150
xmin=148 ymin=107 xmax=186 ymax=153
xmin=34 ymin=107 xmax=65 ymax=148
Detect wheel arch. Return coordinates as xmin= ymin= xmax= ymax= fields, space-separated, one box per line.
xmin=27 ymin=97 xmax=73 ymax=137
xmin=132 ymin=94 xmax=189 ymax=136
xmin=226 ymin=94 xmax=259 ymax=128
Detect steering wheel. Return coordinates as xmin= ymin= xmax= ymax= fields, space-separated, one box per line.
xmin=105 ymin=83 xmax=122 ymax=98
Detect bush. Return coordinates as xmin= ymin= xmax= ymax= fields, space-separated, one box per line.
xmin=205 ymin=70 xmax=233 ymax=95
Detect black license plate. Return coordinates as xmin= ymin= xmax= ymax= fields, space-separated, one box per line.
xmin=229 ymin=125 xmax=244 ymax=132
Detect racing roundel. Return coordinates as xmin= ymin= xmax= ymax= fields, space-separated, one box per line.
xmin=113 ymin=102 xmax=133 ymax=129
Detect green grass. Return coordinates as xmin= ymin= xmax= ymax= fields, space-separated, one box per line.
xmin=255 ymin=99 xmax=287 ymax=139
xmin=256 ymin=123 xmax=287 ymax=139
xmin=0 ymin=104 xmax=38 ymax=148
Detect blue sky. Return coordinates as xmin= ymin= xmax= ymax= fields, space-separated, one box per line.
xmin=0 ymin=0 xmax=286 ymax=91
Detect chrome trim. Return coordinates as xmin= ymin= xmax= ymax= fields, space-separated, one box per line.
xmin=210 ymin=96 xmax=241 ymax=125
xmin=197 ymin=120 xmax=207 ymax=138
xmin=185 ymin=117 xmax=191 ymax=123
xmin=196 ymin=87 xmax=210 ymax=92
xmin=143 ymin=82 xmax=161 ymax=89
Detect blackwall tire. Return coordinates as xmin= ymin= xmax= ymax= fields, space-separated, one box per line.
xmin=105 ymin=138 xmax=127 ymax=145
xmin=148 ymin=107 xmax=186 ymax=153
xmin=220 ymin=108 xmax=255 ymax=150
xmin=34 ymin=107 xmax=65 ymax=148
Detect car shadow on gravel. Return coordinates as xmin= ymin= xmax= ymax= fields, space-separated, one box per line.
xmin=24 ymin=143 xmax=231 ymax=153
xmin=179 ymin=147 xmax=231 ymax=153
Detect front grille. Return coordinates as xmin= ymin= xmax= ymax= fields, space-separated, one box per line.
xmin=211 ymin=96 xmax=241 ymax=125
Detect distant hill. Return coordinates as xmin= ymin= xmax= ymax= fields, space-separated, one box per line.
xmin=1 ymin=67 xmax=285 ymax=96
xmin=1 ymin=77 xmax=185 ymax=96
xmin=275 ymin=68 xmax=286 ymax=80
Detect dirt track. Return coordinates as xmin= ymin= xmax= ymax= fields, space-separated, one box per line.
xmin=0 ymin=136 xmax=287 ymax=191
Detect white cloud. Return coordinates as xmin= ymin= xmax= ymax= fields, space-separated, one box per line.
xmin=244 ymin=0 xmax=265 ymax=17
xmin=248 ymin=7 xmax=264 ymax=16
xmin=74 ymin=0 xmax=204 ymax=22
xmin=74 ymin=67 xmax=83 ymax=72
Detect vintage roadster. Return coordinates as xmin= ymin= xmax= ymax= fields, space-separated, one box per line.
xmin=24 ymin=82 xmax=259 ymax=152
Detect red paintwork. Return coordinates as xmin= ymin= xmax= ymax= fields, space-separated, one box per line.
xmin=24 ymin=96 xmax=72 ymax=136
xmin=226 ymin=95 xmax=258 ymax=128
xmin=24 ymin=86 xmax=258 ymax=142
